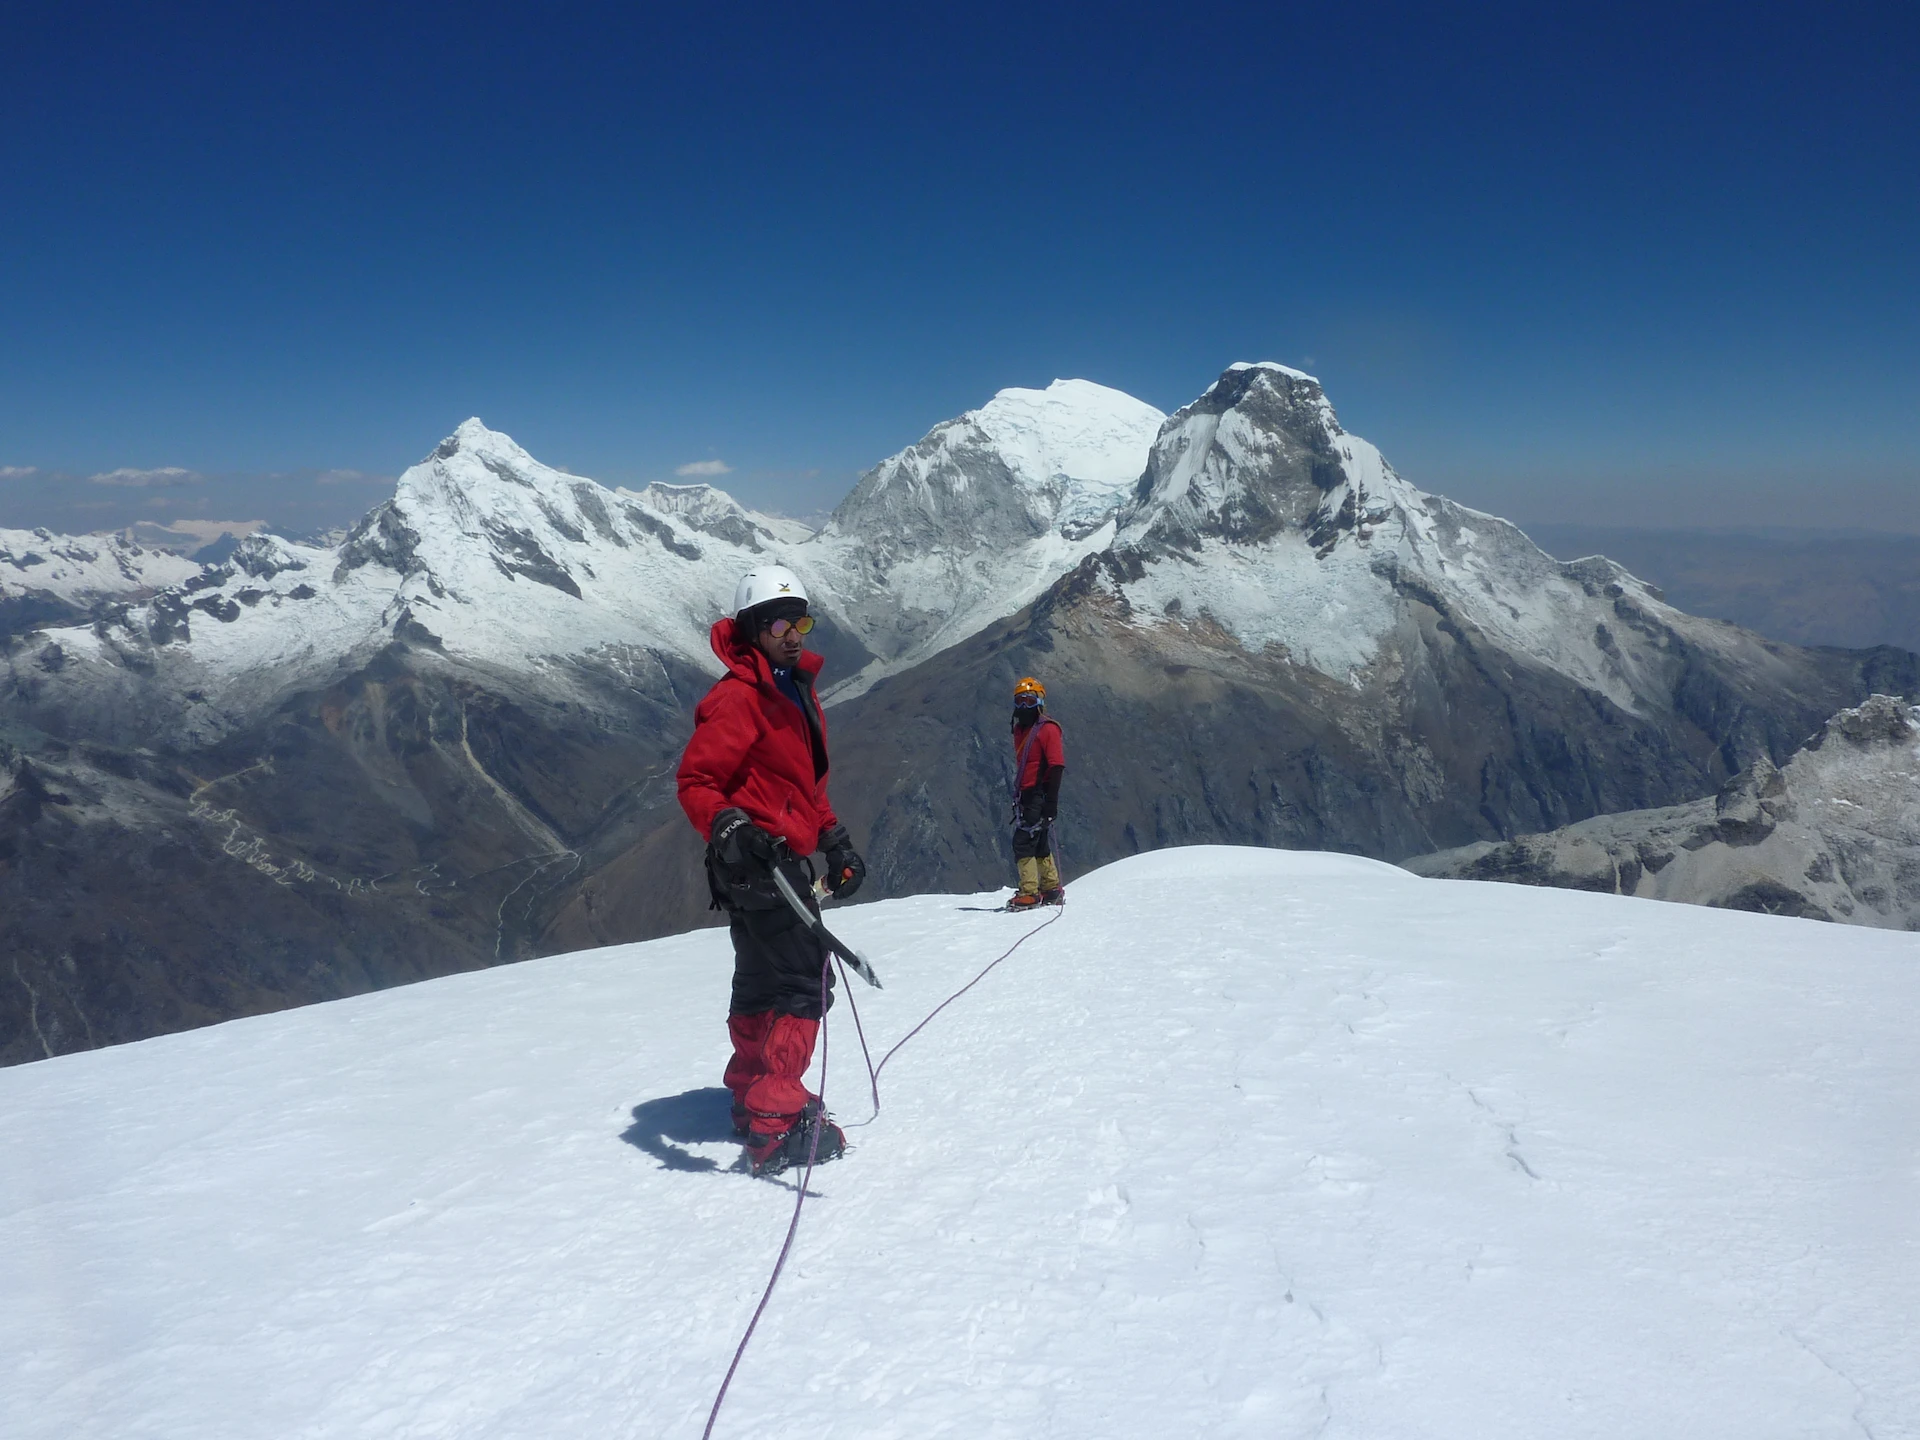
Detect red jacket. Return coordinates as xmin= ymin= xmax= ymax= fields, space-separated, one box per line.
xmin=1014 ymin=715 xmax=1065 ymax=789
xmin=677 ymin=617 xmax=839 ymax=855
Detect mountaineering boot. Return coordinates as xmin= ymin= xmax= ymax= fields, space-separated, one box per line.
xmin=746 ymin=1100 xmax=846 ymax=1178
xmin=1009 ymin=891 xmax=1042 ymax=909
xmin=1037 ymin=856 xmax=1063 ymax=905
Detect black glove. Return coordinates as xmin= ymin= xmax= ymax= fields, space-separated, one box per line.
xmin=711 ymin=807 xmax=776 ymax=878
xmin=1040 ymin=763 xmax=1064 ymax=821
xmin=820 ymin=823 xmax=865 ymax=900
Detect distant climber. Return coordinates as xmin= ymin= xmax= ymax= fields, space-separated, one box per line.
xmin=676 ymin=565 xmax=867 ymax=1177
xmin=1008 ymin=676 xmax=1066 ymax=909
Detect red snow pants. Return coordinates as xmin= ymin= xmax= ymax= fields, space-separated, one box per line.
xmin=716 ymin=864 xmax=833 ymax=1138
xmin=724 ymin=1012 xmax=820 ymax=1137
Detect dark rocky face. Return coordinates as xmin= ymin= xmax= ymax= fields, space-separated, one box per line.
xmin=0 ymin=638 xmax=714 ymax=1067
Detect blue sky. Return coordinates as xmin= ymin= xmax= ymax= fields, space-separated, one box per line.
xmin=3 ymin=1 xmax=1916 ymax=533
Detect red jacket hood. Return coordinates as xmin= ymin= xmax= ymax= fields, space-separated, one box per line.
xmin=709 ymin=616 xmax=826 ymax=688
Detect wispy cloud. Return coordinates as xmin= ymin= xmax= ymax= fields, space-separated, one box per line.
xmin=88 ymin=466 xmax=204 ymax=488
xmin=675 ymin=459 xmax=732 ymax=477
xmin=0 ymin=465 xmax=38 ymax=480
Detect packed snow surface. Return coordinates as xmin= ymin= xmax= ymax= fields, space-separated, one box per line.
xmin=6 ymin=848 xmax=1916 ymax=1438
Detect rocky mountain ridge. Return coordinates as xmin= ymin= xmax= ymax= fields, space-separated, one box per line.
xmin=1 ymin=527 xmax=200 ymax=644
xmin=1403 ymin=695 xmax=1920 ymax=928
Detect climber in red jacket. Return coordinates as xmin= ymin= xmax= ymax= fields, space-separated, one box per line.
xmin=676 ymin=564 xmax=866 ymax=1178
xmin=1009 ymin=675 xmax=1066 ymax=909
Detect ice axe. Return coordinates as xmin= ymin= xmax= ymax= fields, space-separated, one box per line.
xmin=772 ymin=865 xmax=883 ymax=989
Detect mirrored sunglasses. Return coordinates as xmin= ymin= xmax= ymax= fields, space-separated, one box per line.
xmin=765 ymin=614 xmax=815 ymax=638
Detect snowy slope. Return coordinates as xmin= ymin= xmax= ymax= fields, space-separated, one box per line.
xmin=6 ymin=847 xmax=1915 ymax=1439
xmin=805 ymin=379 xmax=1166 ymax=698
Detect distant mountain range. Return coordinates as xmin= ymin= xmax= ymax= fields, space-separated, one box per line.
xmin=5 ymin=369 xmax=1915 ymax=1064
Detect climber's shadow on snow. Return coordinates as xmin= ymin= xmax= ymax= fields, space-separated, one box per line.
xmin=621 ymin=1088 xmax=740 ymax=1173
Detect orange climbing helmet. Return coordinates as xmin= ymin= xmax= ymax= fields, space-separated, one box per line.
xmin=1012 ymin=676 xmax=1046 ymax=708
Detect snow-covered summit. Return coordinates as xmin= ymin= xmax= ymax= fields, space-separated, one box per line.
xmin=948 ymin=377 xmax=1168 ymax=534
xmin=806 ymin=379 xmax=1166 ymax=697
xmin=1119 ymin=362 xmax=1352 ymax=547
xmin=1227 ymin=358 xmax=1321 ymax=381
xmin=339 ymin=416 xmax=792 ymax=611
xmin=832 ymin=378 xmax=1164 ymax=547
xmin=6 ymin=847 xmax=1914 ymax=1437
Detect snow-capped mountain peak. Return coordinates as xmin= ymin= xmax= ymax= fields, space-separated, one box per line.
xmin=806 ymin=379 xmax=1166 ymax=698
xmin=962 ymin=377 xmax=1168 ymax=526
xmin=373 ymin=420 xmax=811 ymax=596
xmin=620 ymin=481 xmax=815 ymax=552
xmin=1 ymin=526 xmax=202 ymax=623
xmin=1227 ymin=358 xmax=1320 ymax=380
xmin=436 ymin=414 xmax=539 ymax=464
xmin=829 ymin=378 xmax=1165 ymax=550
xmin=1119 ymin=362 xmax=1354 ymax=549
xmin=15 ymin=421 xmax=822 ymax=748
xmin=1105 ymin=361 xmax=1744 ymax=709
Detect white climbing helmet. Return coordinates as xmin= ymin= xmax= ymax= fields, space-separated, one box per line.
xmin=733 ymin=564 xmax=807 ymax=618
